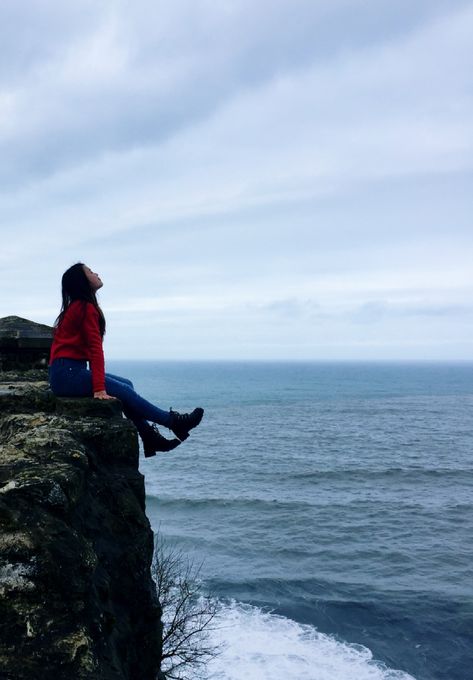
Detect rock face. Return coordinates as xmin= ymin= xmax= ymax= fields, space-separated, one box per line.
xmin=0 ymin=316 xmax=53 ymax=371
xmin=0 ymin=371 xmax=164 ymax=680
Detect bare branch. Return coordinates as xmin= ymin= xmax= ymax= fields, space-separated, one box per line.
xmin=151 ymin=532 xmax=221 ymax=679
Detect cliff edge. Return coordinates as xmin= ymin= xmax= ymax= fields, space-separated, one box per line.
xmin=0 ymin=316 xmax=164 ymax=680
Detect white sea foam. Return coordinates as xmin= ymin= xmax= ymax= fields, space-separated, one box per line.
xmin=205 ymin=600 xmax=416 ymax=680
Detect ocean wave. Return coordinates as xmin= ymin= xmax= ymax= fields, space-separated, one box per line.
xmin=146 ymin=492 xmax=471 ymax=515
xmin=287 ymin=467 xmax=473 ymax=482
xmin=146 ymin=494 xmax=313 ymax=511
xmin=205 ymin=600 xmax=415 ymax=680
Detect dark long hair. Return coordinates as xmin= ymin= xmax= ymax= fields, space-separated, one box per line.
xmin=54 ymin=262 xmax=106 ymax=336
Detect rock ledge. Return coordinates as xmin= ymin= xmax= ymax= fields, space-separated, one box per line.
xmin=0 ymin=372 xmax=164 ymax=680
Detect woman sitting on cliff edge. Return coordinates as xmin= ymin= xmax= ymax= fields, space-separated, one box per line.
xmin=49 ymin=263 xmax=204 ymax=457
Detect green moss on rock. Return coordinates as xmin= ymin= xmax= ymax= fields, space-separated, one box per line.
xmin=0 ymin=375 xmax=163 ymax=680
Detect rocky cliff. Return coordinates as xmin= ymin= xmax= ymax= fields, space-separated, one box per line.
xmin=0 ymin=368 xmax=164 ymax=680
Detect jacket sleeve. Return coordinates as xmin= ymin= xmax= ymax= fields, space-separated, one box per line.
xmin=82 ymin=303 xmax=106 ymax=393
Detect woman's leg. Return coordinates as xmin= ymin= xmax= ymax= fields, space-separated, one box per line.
xmin=49 ymin=361 xmax=179 ymax=455
xmin=104 ymin=376 xmax=203 ymax=443
xmin=50 ymin=359 xmax=203 ymax=443
xmin=104 ymin=376 xmax=172 ymax=427
xmin=104 ymin=373 xmax=147 ymax=434
xmin=105 ymin=373 xmax=134 ymax=388
xmin=104 ymin=374 xmax=181 ymax=455
xmin=103 ymin=373 xmax=178 ymax=454
xmin=49 ymin=359 xmax=94 ymax=397
xmin=49 ymin=361 xmax=171 ymax=425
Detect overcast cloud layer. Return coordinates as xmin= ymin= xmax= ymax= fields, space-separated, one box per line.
xmin=1 ymin=0 xmax=472 ymax=360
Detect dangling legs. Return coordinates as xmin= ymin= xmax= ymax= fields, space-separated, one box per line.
xmin=49 ymin=360 xmax=203 ymax=455
xmin=104 ymin=375 xmax=173 ymax=426
xmin=105 ymin=373 xmax=180 ymax=456
xmin=104 ymin=375 xmax=203 ymax=441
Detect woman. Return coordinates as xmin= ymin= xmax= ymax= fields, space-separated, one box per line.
xmin=49 ymin=263 xmax=204 ymax=457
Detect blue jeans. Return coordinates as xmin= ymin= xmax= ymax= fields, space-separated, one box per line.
xmin=49 ymin=358 xmax=172 ymax=438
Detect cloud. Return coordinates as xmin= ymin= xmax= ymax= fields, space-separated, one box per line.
xmin=2 ymin=1 xmax=471 ymax=240
xmin=1 ymin=0 xmax=471 ymax=187
xmin=352 ymin=301 xmax=473 ymax=324
xmin=0 ymin=1 xmax=472 ymax=359
xmin=0 ymin=1 xmax=101 ymax=84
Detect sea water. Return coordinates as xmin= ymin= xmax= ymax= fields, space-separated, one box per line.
xmin=107 ymin=360 xmax=473 ymax=680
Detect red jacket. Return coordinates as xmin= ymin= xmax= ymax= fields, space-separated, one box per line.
xmin=49 ymin=300 xmax=106 ymax=392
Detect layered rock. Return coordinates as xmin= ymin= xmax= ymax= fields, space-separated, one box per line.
xmin=0 ymin=316 xmax=53 ymax=371
xmin=0 ymin=370 xmax=164 ymax=680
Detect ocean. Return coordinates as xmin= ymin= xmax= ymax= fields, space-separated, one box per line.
xmin=107 ymin=360 xmax=473 ymax=680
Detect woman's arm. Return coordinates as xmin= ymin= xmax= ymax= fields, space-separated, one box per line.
xmin=82 ymin=303 xmax=115 ymax=399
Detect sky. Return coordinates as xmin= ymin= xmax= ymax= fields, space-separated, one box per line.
xmin=0 ymin=0 xmax=472 ymax=360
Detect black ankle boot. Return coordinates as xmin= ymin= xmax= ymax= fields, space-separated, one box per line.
xmin=169 ymin=407 xmax=204 ymax=441
xmin=141 ymin=423 xmax=181 ymax=457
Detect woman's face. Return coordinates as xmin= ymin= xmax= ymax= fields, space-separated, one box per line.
xmin=83 ymin=265 xmax=103 ymax=291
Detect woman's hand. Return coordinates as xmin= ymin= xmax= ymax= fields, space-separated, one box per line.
xmin=94 ymin=390 xmax=117 ymax=400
